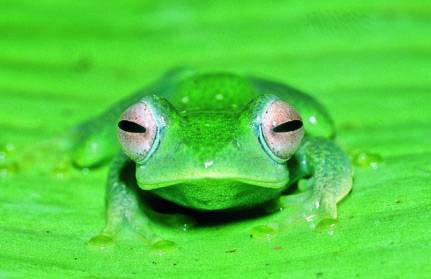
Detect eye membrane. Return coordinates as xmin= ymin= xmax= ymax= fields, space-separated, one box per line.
xmin=118 ymin=120 xmax=147 ymax=133
xmin=272 ymin=120 xmax=303 ymax=133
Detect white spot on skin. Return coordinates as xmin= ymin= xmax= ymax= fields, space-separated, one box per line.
xmin=305 ymin=214 xmax=315 ymax=222
xmin=181 ymin=96 xmax=190 ymax=103
xmin=309 ymin=115 xmax=317 ymax=125
xmin=89 ymin=142 xmax=98 ymax=152
xmin=231 ymin=104 xmax=238 ymax=109
xmin=215 ymin=94 xmax=224 ymax=100
xmin=159 ymin=116 xmax=166 ymax=126
xmin=204 ymin=160 xmax=214 ymax=168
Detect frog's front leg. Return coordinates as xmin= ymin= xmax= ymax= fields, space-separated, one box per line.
xmin=281 ymin=137 xmax=353 ymax=227
xmin=88 ymin=153 xmax=157 ymax=247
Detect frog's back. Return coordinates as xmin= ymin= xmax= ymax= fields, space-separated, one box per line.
xmin=160 ymin=73 xmax=259 ymax=113
xmin=162 ymin=72 xmax=335 ymax=138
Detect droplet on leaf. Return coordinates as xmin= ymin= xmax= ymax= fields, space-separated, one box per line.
xmin=151 ymin=240 xmax=177 ymax=255
xmin=250 ymin=225 xmax=278 ymax=240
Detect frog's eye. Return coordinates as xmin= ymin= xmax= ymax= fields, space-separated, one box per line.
xmin=260 ymin=100 xmax=304 ymax=160
xmin=117 ymin=102 xmax=158 ymax=162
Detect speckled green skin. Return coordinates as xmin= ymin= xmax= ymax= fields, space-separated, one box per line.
xmin=68 ymin=69 xmax=352 ymax=243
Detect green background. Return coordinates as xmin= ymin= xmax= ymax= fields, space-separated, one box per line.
xmin=1 ymin=0 xmax=430 ymax=278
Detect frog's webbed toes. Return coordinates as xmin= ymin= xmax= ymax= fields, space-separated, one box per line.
xmin=127 ymin=216 xmax=159 ymax=243
xmin=125 ymin=218 xmax=178 ymax=253
xmin=279 ymin=191 xmax=338 ymax=229
xmin=284 ymin=137 xmax=353 ymax=229
xmin=87 ymin=216 xmax=159 ymax=248
xmin=303 ymin=193 xmax=337 ymax=227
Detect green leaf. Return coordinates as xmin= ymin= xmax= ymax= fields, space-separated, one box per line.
xmin=0 ymin=1 xmax=430 ymax=277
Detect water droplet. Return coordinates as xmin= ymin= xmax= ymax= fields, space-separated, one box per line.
xmin=204 ymin=160 xmax=213 ymax=168
xmin=309 ymin=115 xmax=317 ymax=125
xmin=181 ymin=96 xmax=190 ymax=103
xmin=182 ymin=223 xmax=191 ymax=231
xmin=250 ymin=225 xmax=278 ymax=240
xmin=151 ymin=240 xmax=177 ymax=255
xmin=87 ymin=235 xmax=114 ymax=249
xmin=352 ymin=151 xmax=382 ymax=169
xmin=215 ymin=94 xmax=224 ymax=100
xmin=315 ymin=219 xmax=337 ymax=236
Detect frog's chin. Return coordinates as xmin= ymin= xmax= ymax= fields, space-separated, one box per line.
xmin=143 ymin=179 xmax=288 ymax=211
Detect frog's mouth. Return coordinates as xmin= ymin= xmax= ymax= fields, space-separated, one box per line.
xmin=136 ymin=176 xmax=289 ymax=191
xmin=135 ymin=151 xmax=291 ymax=197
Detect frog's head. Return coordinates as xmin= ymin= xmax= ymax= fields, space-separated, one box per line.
xmin=117 ymin=94 xmax=304 ymax=210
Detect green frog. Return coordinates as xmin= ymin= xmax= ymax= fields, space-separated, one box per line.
xmin=68 ymin=69 xmax=352 ymax=244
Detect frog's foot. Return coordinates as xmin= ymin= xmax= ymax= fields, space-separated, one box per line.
xmin=279 ymin=190 xmax=337 ymax=229
xmin=125 ymin=212 xmax=180 ymax=254
xmin=87 ymin=213 xmax=159 ymax=249
xmin=88 ymin=207 xmax=194 ymax=249
xmin=281 ymin=137 xmax=353 ymax=230
xmin=129 ymin=217 xmax=179 ymax=254
xmin=127 ymin=210 xmax=160 ymax=243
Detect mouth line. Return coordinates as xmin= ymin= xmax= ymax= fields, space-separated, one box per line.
xmin=137 ymin=176 xmax=289 ymax=190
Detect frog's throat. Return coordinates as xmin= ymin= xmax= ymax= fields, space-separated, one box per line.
xmin=136 ymin=176 xmax=289 ymax=190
